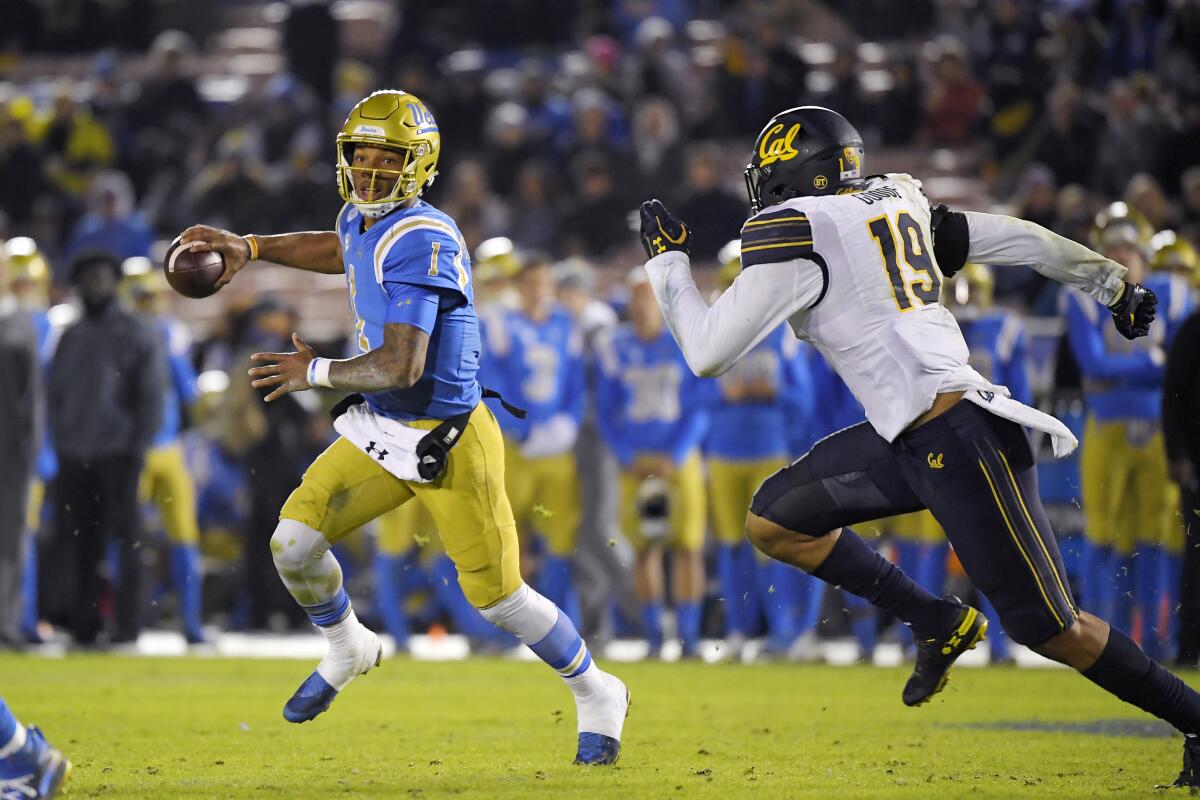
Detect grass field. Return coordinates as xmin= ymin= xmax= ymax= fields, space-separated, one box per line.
xmin=2 ymin=654 xmax=1193 ymax=798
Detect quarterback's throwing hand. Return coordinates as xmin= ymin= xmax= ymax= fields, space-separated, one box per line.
xmin=640 ymin=199 xmax=690 ymax=259
xmin=249 ymin=333 xmax=316 ymax=402
xmin=1107 ymin=280 xmax=1157 ymax=340
xmin=179 ymin=225 xmax=252 ymax=288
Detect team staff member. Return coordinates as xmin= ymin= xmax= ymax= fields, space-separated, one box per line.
xmin=49 ymin=252 xmax=165 ymax=645
xmin=596 ymin=268 xmax=710 ymax=659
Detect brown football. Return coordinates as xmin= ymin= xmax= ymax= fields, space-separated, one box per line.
xmin=163 ymin=237 xmax=225 ymax=299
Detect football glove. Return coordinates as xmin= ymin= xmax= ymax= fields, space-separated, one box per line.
xmin=1107 ymin=281 xmax=1157 ymax=340
xmin=640 ymin=199 xmax=690 ymax=259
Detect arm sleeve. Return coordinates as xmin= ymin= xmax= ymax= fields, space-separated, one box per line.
xmin=383 ymin=281 xmax=441 ymax=333
xmin=1163 ymin=313 xmax=1200 ymax=462
xmin=962 ymin=210 xmax=1127 ymax=306
xmin=643 ymin=251 xmax=822 ymax=378
xmin=1064 ymin=292 xmax=1164 ymax=381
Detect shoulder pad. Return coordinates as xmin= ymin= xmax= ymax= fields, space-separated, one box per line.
xmin=374 ymin=215 xmax=467 ymax=290
xmin=740 ymin=207 xmax=814 ymax=268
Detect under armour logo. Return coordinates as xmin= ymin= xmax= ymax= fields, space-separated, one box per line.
xmin=927 ymin=452 xmax=945 ymax=469
xmin=979 ymin=390 xmax=995 ymax=403
xmin=365 ymin=441 xmax=388 ymax=461
xmin=653 ymin=235 xmax=665 ymax=254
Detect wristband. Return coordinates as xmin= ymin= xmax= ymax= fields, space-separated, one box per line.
xmin=244 ymin=234 xmax=260 ymax=262
xmin=307 ymin=357 xmax=334 ymax=388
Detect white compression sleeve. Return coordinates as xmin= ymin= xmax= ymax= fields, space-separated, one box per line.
xmin=962 ymin=210 xmax=1127 ymax=306
xmin=643 ymin=251 xmax=822 ymax=377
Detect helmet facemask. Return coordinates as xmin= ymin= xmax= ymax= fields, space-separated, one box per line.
xmin=336 ymin=138 xmax=437 ymax=219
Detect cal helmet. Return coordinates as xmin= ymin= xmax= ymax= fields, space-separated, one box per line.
xmin=744 ymin=106 xmax=865 ymax=213
xmin=336 ymin=90 xmax=440 ymax=218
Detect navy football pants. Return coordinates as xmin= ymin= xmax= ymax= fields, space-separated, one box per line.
xmin=751 ymin=401 xmax=1078 ymax=646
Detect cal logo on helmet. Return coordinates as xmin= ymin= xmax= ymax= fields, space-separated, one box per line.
xmin=744 ymin=106 xmax=866 ymax=212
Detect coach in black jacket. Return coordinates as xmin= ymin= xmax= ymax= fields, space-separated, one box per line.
xmin=48 ymin=252 xmax=165 ymax=646
xmin=1164 ymin=307 xmax=1200 ymax=667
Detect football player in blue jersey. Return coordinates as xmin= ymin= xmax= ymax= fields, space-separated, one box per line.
xmin=180 ymin=90 xmax=628 ymax=765
xmin=0 ymin=698 xmax=68 ymax=799
xmin=707 ymin=241 xmax=823 ymax=660
xmin=1066 ymin=205 xmax=1194 ymax=661
xmin=595 ymin=268 xmax=711 ymax=659
xmin=5 ymin=238 xmax=57 ymax=643
xmin=479 ymin=253 xmax=587 ymax=625
xmin=122 ymin=258 xmax=206 ymax=644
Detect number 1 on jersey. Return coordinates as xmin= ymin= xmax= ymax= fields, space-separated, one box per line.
xmin=867 ymin=211 xmax=941 ymax=311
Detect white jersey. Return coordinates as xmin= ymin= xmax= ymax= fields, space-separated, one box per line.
xmin=644 ymin=173 xmax=1128 ymax=456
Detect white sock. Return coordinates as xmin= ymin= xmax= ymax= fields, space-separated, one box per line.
xmin=315 ymin=609 xmax=376 ymax=690
xmin=565 ymin=661 xmax=608 ymax=699
xmin=0 ymin=724 xmax=27 ymax=759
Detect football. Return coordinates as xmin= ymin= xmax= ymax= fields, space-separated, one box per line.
xmin=163 ymin=237 xmax=225 ymax=299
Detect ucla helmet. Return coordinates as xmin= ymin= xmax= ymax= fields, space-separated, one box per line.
xmin=744 ymin=106 xmax=865 ymax=213
xmin=4 ymin=237 xmax=51 ymax=306
xmin=336 ymin=90 xmax=440 ymax=218
xmin=1090 ymin=202 xmax=1152 ymax=255
xmin=1150 ymin=230 xmax=1198 ymax=280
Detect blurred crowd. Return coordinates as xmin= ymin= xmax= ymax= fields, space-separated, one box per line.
xmin=0 ymin=0 xmax=1199 ymax=665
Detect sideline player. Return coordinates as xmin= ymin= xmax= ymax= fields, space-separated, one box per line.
xmin=638 ymin=105 xmax=1200 ymax=787
xmin=181 ymin=90 xmax=627 ymax=765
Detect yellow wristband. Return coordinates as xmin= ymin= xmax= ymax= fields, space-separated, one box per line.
xmin=244 ymin=235 xmax=260 ymax=262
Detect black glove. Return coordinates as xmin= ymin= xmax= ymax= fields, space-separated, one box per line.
xmin=1107 ymin=281 xmax=1157 ymax=340
xmin=639 ymin=199 xmax=690 ymax=259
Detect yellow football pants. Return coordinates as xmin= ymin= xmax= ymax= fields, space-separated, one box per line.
xmin=503 ymin=441 xmax=580 ymax=557
xmin=708 ymin=458 xmax=787 ymax=545
xmin=376 ymin=496 xmax=444 ymax=557
xmin=887 ymin=510 xmax=944 ymax=543
xmin=619 ymin=451 xmax=707 ymax=553
xmin=139 ymin=442 xmax=200 ymax=545
xmin=280 ymin=404 xmax=522 ymax=608
xmin=1081 ymin=418 xmax=1181 ymax=555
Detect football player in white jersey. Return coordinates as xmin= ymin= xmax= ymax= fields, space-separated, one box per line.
xmin=638 ymin=106 xmax=1199 ymax=789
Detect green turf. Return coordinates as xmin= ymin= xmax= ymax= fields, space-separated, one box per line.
xmin=1 ymin=653 xmax=1193 ymax=798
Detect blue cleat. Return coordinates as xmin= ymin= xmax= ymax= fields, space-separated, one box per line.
xmin=573 ymin=677 xmax=630 ymax=766
xmin=0 ymin=726 xmax=70 ymax=799
xmin=283 ymin=672 xmax=340 ymax=723
xmin=284 ymin=632 xmax=383 ymax=723
xmin=574 ymin=732 xmax=621 ymax=766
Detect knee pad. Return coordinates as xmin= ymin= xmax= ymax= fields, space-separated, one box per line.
xmin=479 ymin=583 xmax=558 ymax=643
xmin=270 ymin=519 xmax=331 ymax=572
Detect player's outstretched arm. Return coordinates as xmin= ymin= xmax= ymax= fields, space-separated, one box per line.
xmin=936 ymin=209 xmax=1156 ymax=339
xmin=180 ymin=226 xmax=344 ymax=287
xmin=248 ymin=323 xmax=428 ymax=402
xmin=639 ymin=200 xmax=820 ymax=376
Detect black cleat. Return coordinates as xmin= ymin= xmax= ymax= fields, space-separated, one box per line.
xmin=1160 ymin=734 xmax=1200 ymax=789
xmin=902 ymin=596 xmax=987 ymax=707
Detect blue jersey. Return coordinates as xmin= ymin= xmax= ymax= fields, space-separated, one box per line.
xmin=336 ymin=201 xmax=481 ymax=421
xmin=595 ymin=325 xmax=711 ymax=467
xmin=152 ymin=316 xmax=198 ymax=447
xmin=478 ymin=305 xmax=585 ymax=441
xmin=31 ymin=309 xmax=57 ymax=481
xmin=1064 ymin=273 xmax=1193 ymax=422
xmin=705 ymin=325 xmax=813 ymax=461
xmin=959 ymin=310 xmax=1032 ymax=406
xmin=798 ymin=352 xmax=865 ymax=456
xmin=183 ymin=430 xmax=247 ymax=532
